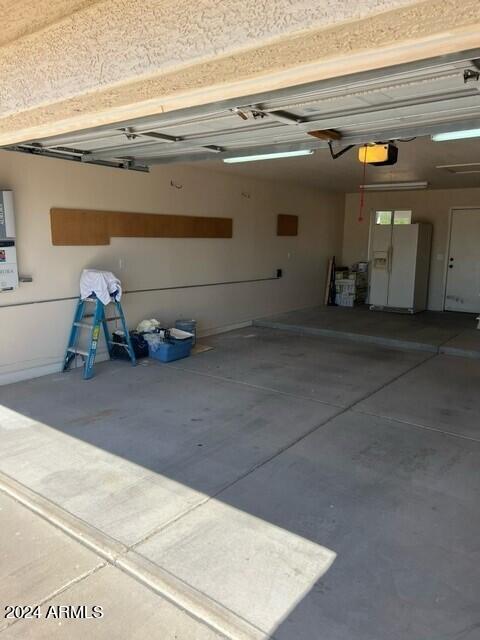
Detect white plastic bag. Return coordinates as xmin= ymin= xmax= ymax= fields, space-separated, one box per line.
xmin=144 ymin=333 xmax=162 ymax=352
xmin=136 ymin=318 xmax=161 ymax=333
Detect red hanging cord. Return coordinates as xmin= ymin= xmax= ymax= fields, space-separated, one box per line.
xmin=358 ymin=152 xmax=368 ymax=222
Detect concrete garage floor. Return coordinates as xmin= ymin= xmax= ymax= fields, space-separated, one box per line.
xmin=255 ymin=306 xmax=480 ymax=357
xmin=0 ymin=327 xmax=479 ymax=639
xmin=0 ymin=491 xmax=220 ymax=640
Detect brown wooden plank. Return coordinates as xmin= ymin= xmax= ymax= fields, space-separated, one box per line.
xmin=50 ymin=208 xmax=233 ymax=245
xmin=324 ymin=257 xmax=333 ymax=305
xmin=277 ymin=214 xmax=298 ymax=236
xmin=50 ymin=209 xmax=110 ymax=245
xmin=308 ymin=129 xmax=342 ymax=140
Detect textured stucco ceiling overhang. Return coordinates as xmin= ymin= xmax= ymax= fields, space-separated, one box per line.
xmin=0 ymin=0 xmax=101 ymax=47
xmin=1 ymin=0 xmax=479 ymax=146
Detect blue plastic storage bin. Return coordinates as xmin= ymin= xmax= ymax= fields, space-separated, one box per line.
xmin=148 ymin=337 xmax=193 ymax=363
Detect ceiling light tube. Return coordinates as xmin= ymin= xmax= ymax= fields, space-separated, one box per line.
xmin=223 ymin=150 xmax=314 ymax=163
xmin=431 ymin=128 xmax=480 ymax=142
xmin=360 ymin=181 xmax=428 ymax=191
xmin=436 ymin=162 xmax=480 ymax=174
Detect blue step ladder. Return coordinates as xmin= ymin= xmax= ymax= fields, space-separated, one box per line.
xmin=64 ymin=296 xmax=136 ymax=379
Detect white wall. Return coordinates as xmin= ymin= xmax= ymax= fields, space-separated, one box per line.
xmin=0 ymin=151 xmax=344 ymax=383
xmin=342 ymin=188 xmax=480 ymax=311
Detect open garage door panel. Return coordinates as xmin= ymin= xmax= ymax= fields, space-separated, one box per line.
xmin=3 ymin=50 xmax=480 ymax=171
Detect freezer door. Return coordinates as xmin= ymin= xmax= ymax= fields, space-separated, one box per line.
xmin=387 ymin=224 xmax=419 ymax=309
xmin=369 ymin=224 xmax=392 ymax=306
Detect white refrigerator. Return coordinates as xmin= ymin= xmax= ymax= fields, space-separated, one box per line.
xmin=369 ymin=222 xmax=432 ymax=313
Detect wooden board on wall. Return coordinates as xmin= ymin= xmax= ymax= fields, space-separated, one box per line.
xmin=50 ymin=208 xmax=233 ymax=245
xmin=277 ymin=214 xmax=298 ymax=236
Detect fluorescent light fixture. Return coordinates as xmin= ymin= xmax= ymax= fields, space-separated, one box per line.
xmin=223 ymin=149 xmax=314 ymax=163
xmin=360 ymin=181 xmax=428 ymax=191
xmin=437 ymin=162 xmax=480 ymax=174
xmin=431 ymin=128 xmax=480 ymax=142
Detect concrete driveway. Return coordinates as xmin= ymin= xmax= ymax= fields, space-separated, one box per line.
xmin=0 ymin=327 xmax=479 ymax=639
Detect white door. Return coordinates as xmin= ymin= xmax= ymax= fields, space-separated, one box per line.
xmin=445 ymin=208 xmax=480 ymax=313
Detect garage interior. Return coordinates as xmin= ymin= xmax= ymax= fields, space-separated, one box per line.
xmin=1 ymin=27 xmax=480 ymax=640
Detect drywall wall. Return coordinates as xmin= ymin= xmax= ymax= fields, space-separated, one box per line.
xmin=0 ymin=150 xmax=343 ymax=383
xmin=342 ymin=188 xmax=480 ymax=311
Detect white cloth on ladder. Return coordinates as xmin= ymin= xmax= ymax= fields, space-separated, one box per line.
xmin=80 ymin=269 xmax=122 ymax=305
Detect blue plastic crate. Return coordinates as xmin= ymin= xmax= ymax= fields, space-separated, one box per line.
xmin=148 ymin=337 xmax=193 ymax=363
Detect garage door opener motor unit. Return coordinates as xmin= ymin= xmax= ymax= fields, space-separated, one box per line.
xmin=358 ymin=144 xmax=398 ymax=166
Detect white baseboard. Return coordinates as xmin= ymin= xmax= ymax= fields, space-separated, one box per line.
xmin=1 ymin=322 xmax=254 ymax=386
xmin=0 ymin=352 xmax=110 ymax=386
xmin=198 ymin=320 xmax=253 ymax=338
xmin=0 ymin=362 xmax=63 ymax=386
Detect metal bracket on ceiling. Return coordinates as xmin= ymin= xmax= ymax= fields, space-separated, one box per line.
xmin=463 ymin=68 xmax=480 ymax=83
xmin=328 ymin=141 xmax=355 ymax=160
xmin=117 ymin=127 xmax=222 ymax=154
xmin=81 ymin=153 xmax=148 ymax=172
xmin=5 ymin=143 xmax=149 ymax=172
xmin=95 ymin=154 xmax=137 ymax=170
xmin=119 ymin=127 xmax=181 ymax=142
xmin=252 ymin=107 xmax=303 ymax=125
xmin=251 ymin=110 xmax=268 ymax=120
xmin=230 ymin=107 xmax=268 ymax=121
xmin=121 ymin=127 xmax=138 ymax=141
xmin=142 ymin=131 xmax=182 ymax=142
xmin=231 ymin=105 xmax=303 ymax=125
xmin=231 ymin=107 xmax=251 ymax=120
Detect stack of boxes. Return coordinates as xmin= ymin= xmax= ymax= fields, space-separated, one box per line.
xmin=335 ymin=263 xmax=369 ymax=307
xmin=334 ymin=268 xmax=354 ymax=307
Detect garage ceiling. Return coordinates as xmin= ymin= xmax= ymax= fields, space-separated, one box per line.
xmin=210 ymin=136 xmax=480 ymax=192
xmin=4 ymin=50 xmax=480 ymax=177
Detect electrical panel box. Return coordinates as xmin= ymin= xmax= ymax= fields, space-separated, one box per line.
xmin=0 ymin=190 xmax=19 ymax=291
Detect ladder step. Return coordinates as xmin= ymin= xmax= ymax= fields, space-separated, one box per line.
xmin=83 ymin=314 xmax=120 ymax=321
xmin=67 ymin=348 xmax=89 ymax=357
xmin=65 ymin=296 xmax=135 ymax=378
xmin=108 ymin=341 xmax=130 ymax=348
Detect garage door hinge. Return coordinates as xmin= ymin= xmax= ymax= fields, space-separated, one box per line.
xmin=463 ymin=68 xmax=480 ymax=83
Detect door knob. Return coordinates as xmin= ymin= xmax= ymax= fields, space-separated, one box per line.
xmin=449 ymin=265 xmax=453 ymax=269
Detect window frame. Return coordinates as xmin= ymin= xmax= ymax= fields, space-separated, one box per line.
xmin=373 ymin=209 xmax=412 ymax=226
